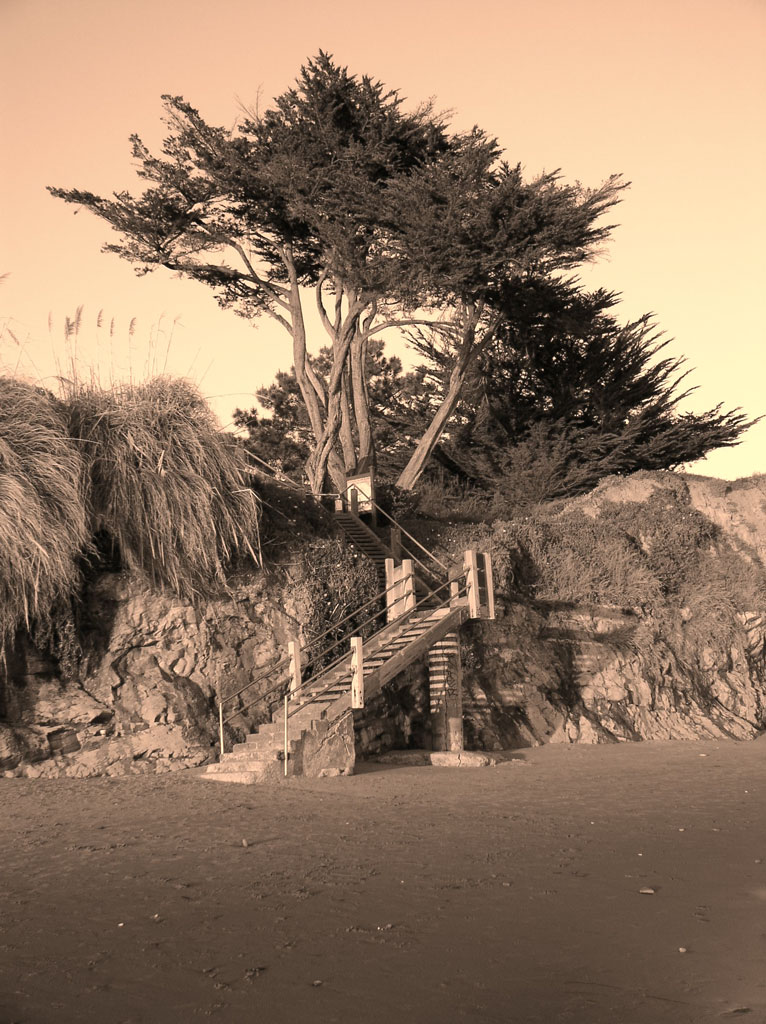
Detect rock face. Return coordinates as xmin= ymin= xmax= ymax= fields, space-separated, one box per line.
xmin=462 ymin=602 xmax=765 ymax=750
xmin=2 ymin=472 xmax=765 ymax=776
xmin=1 ymin=572 xmax=302 ymax=778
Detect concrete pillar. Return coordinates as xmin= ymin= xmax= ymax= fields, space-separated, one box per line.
xmin=428 ymin=632 xmax=463 ymax=751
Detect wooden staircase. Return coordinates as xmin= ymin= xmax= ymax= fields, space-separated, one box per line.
xmin=334 ymin=503 xmax=445 ymax=600
xmin=203 ymin=602 xmax=468 ymax=783
xmin=202 ymin=488 xmax=494 ymax=784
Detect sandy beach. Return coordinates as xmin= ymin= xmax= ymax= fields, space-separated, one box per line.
xmin=2 ymin=739 xmax=764 ymax=1024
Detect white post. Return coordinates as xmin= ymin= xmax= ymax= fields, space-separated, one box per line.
xmin=288 ymin=640 xmax=302 ymax=697
xmin=351 ymin=636 xmax=365 ymax=708
xmin=402 ymin=559 xmax=415 ymax=613
xmin=482 ymin=551 xmax=495 ymax=620
xmin=218 ymin=701 xmax=225 ymax=759
xmin=464 ymin=549 xmax=480 ymax=618
xmin=385 ymin=557 xmax=396 ymax=622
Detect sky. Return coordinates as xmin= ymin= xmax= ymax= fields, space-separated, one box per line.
xmin=1 ymin=0 xmax=764 ymax=477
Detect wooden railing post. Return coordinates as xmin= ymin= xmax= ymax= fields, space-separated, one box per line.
xmin=402 ymin=559 xmax=415 ymax=613
xmin=288 ymin=640 xmax=302 ymax=696
xmin=385 ymin=557 xmax=396 ymax=622
xmin=351 ymin=636 xmax=364 ymax=709
xmin=349 ymin=486 xmax=359 ymax=516
xmin=464 ymin=549 xmax=480 ymax=618
xmin=481 ymin=551 xmax=495 ymax=620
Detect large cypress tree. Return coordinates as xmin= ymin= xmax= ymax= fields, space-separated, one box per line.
xmin=50 ymin=53 xmax=623 ymax=494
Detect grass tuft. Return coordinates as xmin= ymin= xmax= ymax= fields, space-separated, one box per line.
xmin=61 ymin=376 xmax=261 ymax=601
xmin=0 ymin=377 xmax=88 ymax=658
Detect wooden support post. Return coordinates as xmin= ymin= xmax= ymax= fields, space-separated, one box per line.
xmin=334 ymin=496 xmax=345 ymax=513
xmin=385 ymin=557 xmax=396 ymax=622
xmin=450 ymin=578 xmax=460 ymax=606
xmin=349 ymin=486 xmax=359 ymax=516
xmin=390 ymin=525 xmax=403 ymax=561
xmin=428 ymin=632 xmax=463 ymax=751
xmin=481 ymin=551 xmax=495 ymax=620
xmin=464 ymin=549 xmax=480 ymax=618
xmin=288 ymin=640 xmax=302 ymax=697
xmin=350 ymin=636 xmax=364 ymax=709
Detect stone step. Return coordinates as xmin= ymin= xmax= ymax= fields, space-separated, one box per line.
xmin=215 ymin=749 xmax=281 ymax=764
xmin=235 ymin=739 xmax=281 ymax=755
xmin=201 ymin=770 xmax=266 ymax=785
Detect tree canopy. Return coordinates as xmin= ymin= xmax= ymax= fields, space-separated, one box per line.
xmin=50 ymin=52 xmax=625 ymax=494
xmin=238 ymin=277 xmax=755 ymax=507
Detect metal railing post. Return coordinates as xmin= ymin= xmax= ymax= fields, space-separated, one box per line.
xmin=218 ymin=701 xmax=224 ymax=759
xmin=402 ymin=559 xmax=415 ymax=613
xmin=385 ymin=557 xmax=396 ymax=622
xmin=284 ymin=694 xmax=289 ymax=777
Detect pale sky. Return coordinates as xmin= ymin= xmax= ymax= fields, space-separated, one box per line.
xmin=1 ymin=0 xmax=764 ymax=477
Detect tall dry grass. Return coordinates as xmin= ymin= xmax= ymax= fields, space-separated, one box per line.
xmin=61 ymin=376 xmax=261 ymax=600
xmin=0 ymin=377 xmax=88 ymax=657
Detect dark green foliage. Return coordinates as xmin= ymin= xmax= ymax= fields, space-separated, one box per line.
xmin=50 ymin=53 xmax=626 ymax=492
xmin=233 ymin=339 xmax=430 ymax=483
xmin=429 ymin=477 xmax=766 ymax=623
xmin=598 ymin=490 xmax=718 ymax=596
xmin=424 ymin=280 xmax=755 ymax=503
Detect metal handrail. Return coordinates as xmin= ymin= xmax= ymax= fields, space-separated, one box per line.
xmin=287 ymin=572 xmax=468 ymax=718
xmin=218 ymin=574 xmax=401 ymax=725
xmin=366 ymin=496 xmax=451 ymax=575
xmin=296 ymin=575 xmax=402 ymax=662
xmin=230 ymin=567 xmax=469 ymax=727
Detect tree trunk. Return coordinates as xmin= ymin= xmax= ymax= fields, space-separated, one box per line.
xmin=396 ymin=308 xmax=488 ymax=491
xmin=339 ymin=361 xmax=357 ymax=473
xmin=304 ymin=301 xmax=362 ymax=494
xmin=350 ymin=331 xmax=375 ymax=472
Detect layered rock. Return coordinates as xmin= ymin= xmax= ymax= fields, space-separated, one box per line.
xmin=2 ymin=472 xmax=765 ymax=776
xmin=1 ymin=572 xmax=300 ymax=778
xmin=462 ymin=601 xmax=765 ymax=749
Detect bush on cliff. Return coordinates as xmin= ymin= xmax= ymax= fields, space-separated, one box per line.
xmin=433 ymin=474 xmax=766 ymax=626
xmin=0 ymin=378 xmax=88 ymax=659
xmin=61 ymin=376 xmax=262 ymax=601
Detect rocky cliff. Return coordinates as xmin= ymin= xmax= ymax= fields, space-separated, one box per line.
xmin=2 ymin=471 xmax=765 ymax=776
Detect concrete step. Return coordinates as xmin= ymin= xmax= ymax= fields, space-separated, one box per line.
xmin=219 ymin=748 xmax=281 ymax=763
xmin=200 ymin=770 xmax=266 ymax=784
